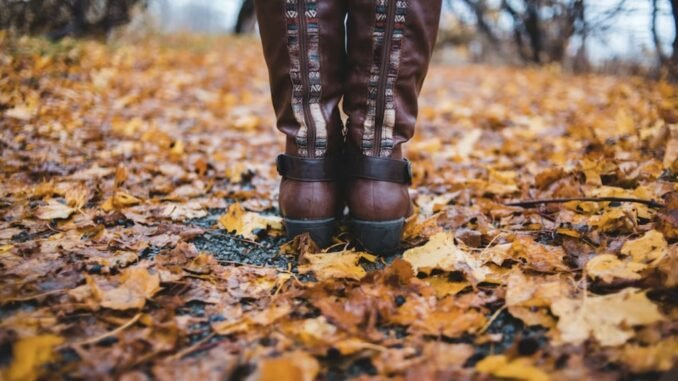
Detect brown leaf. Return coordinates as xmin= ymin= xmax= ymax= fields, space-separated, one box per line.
xmin=551 ymin=288 xmax=665 ymax=346
xmin=98 ymin=267 xmax=161 ymax=310
xmin=2 ymin=335 xmax=63 ymax=381
xmin=35 ymin=200 xmax=75 ymax=220
xmin=299 ymin=251 xmax=374 ymax=281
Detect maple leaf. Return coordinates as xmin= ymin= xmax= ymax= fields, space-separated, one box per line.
xmin=2 ymin=335 xmax=63 ymax=381
xmin=507 ymin=236 xmax=568 ymax=272
xmin=218 ymin=202 xmax=282 ymax=240
xmin=476 ymin=355 xmax=549 ymax=381
xmin=620 ymin=229 xmax=668 ymax=265
xmin=101 ymin=191 xmax=142 ymax=212
xmin=161 ymin=201 xmax=207 ymax=221
xmin=299 ymin=251 xmax=375 ymax=281
xmin=412 ymin=306 xmax=487 ymax=338
xmin=551 ymin=288 xmax=665 ymax=346
xmin=35 ymin=199 xmax=75 ymax=220
xmin=95 ymin=267 xmax=161 ymax=310
xmin=403 ymin=231 xmax=490 ymax=283
xmin=585 ymin=254 xmax=646 ymax=283
xmin=249 ymin=351 xmax=319 ymax=381
xmin=611 ymin=337 xmax=678 ymax=373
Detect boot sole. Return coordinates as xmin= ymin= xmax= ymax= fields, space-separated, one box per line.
xmin=349 ymin=218 xmax=405 ymax=255
xmin=283 ymin=217 xmax=336 ymax=248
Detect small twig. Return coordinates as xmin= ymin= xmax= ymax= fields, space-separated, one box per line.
xmin=67 ymin=313 xmax=142 ymax=347
xmin=479 ymin=305 xmax=507 ymax=334
xmin=166 ymin=332 xmax=216 ymax=361
xmin=0 ymin=289 xmax=64 ymax=305
xmin=506 ymin=197 xmax=664 ymax=209
xmin=233 ymin=236 xmax=264 ymax=247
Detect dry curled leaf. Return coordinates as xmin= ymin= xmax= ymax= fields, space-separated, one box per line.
xmin=2 ymin=335 xmax=64 ymax=381
xmin=403 ymin=231 xmax=490 ymax=283
xmin=620 ymin=229 xmax=668 ymax=265
xmin=586 ymin=254 xmax=646 ymax=283
xmin=299 ymin=251 xmax=376 ymax=281
xmin=552 ymin=288 xmax=665 ymax=346
xmin=475 ymin=355 xmax=550 ymax=381
xmin=218 ymin=202 xmax=282 ymax=240
xmin=97 ymin=267 xmax=161 ymax=310
xmin=35 ymin=200 xmax=75 ymax=220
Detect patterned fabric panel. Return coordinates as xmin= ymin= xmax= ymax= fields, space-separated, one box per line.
xmin=285 ymin=0 xmax=327 ymax=157
xmin=362 ymin=0 xmax=408 ymax=157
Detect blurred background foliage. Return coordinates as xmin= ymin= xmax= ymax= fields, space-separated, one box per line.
xmin=0 ymin=0 xmax=676 ymax=79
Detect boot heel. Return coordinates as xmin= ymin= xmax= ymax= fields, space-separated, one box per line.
xmin=284 ymin=217 xmax=337 ymax=248
xmin=349 ymin=218 xmax=405 ymax=255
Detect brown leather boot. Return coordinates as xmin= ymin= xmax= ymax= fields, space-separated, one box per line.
xmin=343 ymin=0 xmax=442 ymax=254
xmin=255 ymin=0 xmax=347 ymax=247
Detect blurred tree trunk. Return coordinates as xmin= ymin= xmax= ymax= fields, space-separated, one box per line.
xmin=234 ymin=0 xmax=256 ymax=35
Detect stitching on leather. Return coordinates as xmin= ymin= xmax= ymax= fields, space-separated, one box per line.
xmin=362 ymin=0 xmax=408 ymax=158
xmin=285 ymin=0 xmax=327 ymax=157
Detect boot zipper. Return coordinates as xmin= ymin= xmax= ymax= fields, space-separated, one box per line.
xmin=297 ymin=1 xmax=316 ymax=158
xmin=374 ymin=0 xmax=397 ymax=157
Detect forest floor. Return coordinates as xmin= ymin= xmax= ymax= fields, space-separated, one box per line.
xmin=0 ymin=33 xmax=677 ymax=381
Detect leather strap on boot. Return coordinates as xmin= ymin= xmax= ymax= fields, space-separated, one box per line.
xmin=345 ymin=151 xmax=412 ymax=185
xmin=276 ymin=154 xmax=338 ymax=182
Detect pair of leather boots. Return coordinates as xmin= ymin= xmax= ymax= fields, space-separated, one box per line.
xmin=255 ymin=0 xmax=442 ymax=254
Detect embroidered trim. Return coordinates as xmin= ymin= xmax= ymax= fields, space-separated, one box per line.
xmin=362 ymin=0 xmax=408 ymax=157
xmin=285 ymin=0 xmax=326 ymax=157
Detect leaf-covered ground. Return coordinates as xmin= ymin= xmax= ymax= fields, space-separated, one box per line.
xmin=1 ymin=33 xmax=677 ymax=381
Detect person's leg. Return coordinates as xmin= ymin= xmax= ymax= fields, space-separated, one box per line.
xmin=344 ymin=0 xmax=442 ymax=253
xmin=254 ymin=0 xmax=347 ymax=247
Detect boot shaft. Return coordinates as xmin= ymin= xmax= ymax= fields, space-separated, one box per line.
xmin=344 ymin=0 xmax=443 ymax=158
xmin=255 ymin=0 xmax=347 ymax=158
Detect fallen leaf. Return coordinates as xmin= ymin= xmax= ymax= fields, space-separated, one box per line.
xmin=2 ymin=335 xmax=63 ymax=381
xmin=161 ymin=202 xmax=207 ymax=221
xmin=101 ymin=191 xmax=142 ymax=212
xmin=551 ymin=288 xmax=665 ymax=346
xmin=611 ymin=337 xmax=678 ymax=373
xmin=299 ymin=251 xmax=375 ymax=281
xmin=620 ymin=230 xmax=668 ymax=265
xmin=476 ymin=355 xmax=549 ymax=381
xmin=218 ymin=202 xmax=282 ymax=240
xmin=403 ymin=231 xmax=490 ymax=283
xmin=508 ymin=236 xmax=568 ymax=272
xmin=248 ymin=351 xmax=319 ymax=381
xmin=586 ymin=254 xmax=646 ymax=283
xmin=98 ymin=267 xmax=161 ymax=310
xmin=35 ymin=200 xmax=75 ymax=220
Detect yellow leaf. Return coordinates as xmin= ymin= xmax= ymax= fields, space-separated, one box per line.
xmin=552 ymin=288 xmax=665 ymax=346
xmin=218 ymin=203 xmax=282 ymax=240
xmin=586 ymin=254 xmax=646 ymax=283
xmin=403 ymin=231 xmax=490 ymax=283
xmin=620 ymin=230 xmax=668 ymax=265
xmin=425 ymin=276 xmax=470 ymax=298
xmin=101 ymin=191 xmax=142 ymax=212
xmin=4 ymin=104 xmax=36 ymax=121
xmin=250 ymin=351 xmax=319 ymax=381
xmin=97 ymin=267 xmax=161 ymax=310
xmin=506 ymin=271 xmax=571 ymax=308
xmin=213 ymin=302 xmax=291 ymax=335
xmin=298 ymin=251 xmax=374 ymax=281
xmin=35 ymin=200 xmax=75 ymax=220
xmin=3 ymin=335 xmax=63 ymax=381
xmin=508 ymin=236 xmax=568 ymax=272
xmin=476 ymin=355 xmax=550 ymax=381
xmin=663 ymin=138 xmax=678 ymax=171
xmin=612 ymin=337 xmax=678 ymax=373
